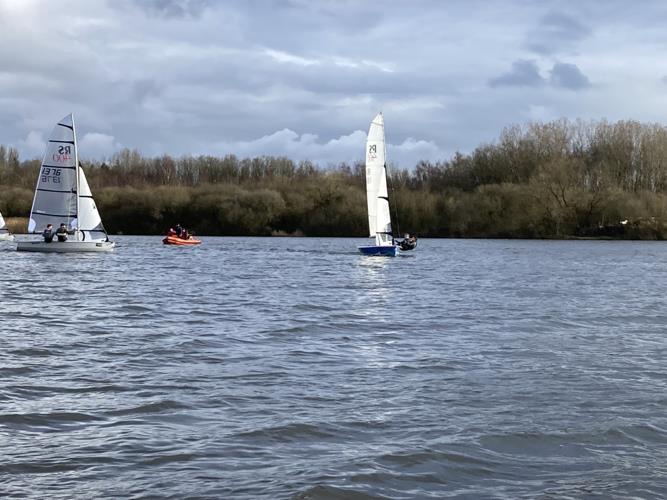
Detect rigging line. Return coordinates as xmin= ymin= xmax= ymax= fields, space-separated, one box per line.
xmin=386 ymin=163 xmax=401 ymax=237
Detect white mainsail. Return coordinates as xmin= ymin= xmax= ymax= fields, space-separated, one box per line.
xmin=27 ymin=114 xmax=108 ymax=242
xmin=365 ymin=112 xmax=393 ymax=246
xmin=28 ymin=114 xmax=78 ymax=234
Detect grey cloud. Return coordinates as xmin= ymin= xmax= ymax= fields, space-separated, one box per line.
xmin=3 ymin=1 xmax=667 ymax=168
xmin=526 ymin=11 xmax=591 ymax=55
xmin=132 ymin=79 xmax=164 ymax=104
xmin=550 ymin=62 xmax=591 ymax=90
xmin=489 ymin=60 xmax=545 ymax=88
xmin=111 ymin=0 xmax=213 ymax=19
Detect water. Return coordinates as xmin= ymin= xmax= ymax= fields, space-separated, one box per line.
xmin=2 ymin=236 xmax=667 ymax=499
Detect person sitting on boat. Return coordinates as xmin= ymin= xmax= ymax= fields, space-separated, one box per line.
xmin=174 ymin=223 xmax=183 ymax=237
xmin=56 ymin=223 xmax=74 ymax=242
xmin=42 ymin=224 xmax=54 ymax=243
xmin=181 ymin=228 xmax=190 ymax=240
xmin=399 ymin=233 xmax=417 ymax=251
xmin=166 ymin=227 xmax=177 ymax=237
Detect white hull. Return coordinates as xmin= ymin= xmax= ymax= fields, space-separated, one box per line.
xmin=16 ymin=240 xmax=115 ymax=253
xmin=0 ymin=233 xmax=15 ymax=241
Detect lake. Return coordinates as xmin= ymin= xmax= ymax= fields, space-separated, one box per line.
xmin=2 ymin=236 xmax=667 ymax=498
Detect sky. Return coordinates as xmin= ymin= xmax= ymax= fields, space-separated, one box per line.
xmin=1 ymin=0 xmax=667 ymax=167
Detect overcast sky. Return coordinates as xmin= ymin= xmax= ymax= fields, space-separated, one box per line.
xmin=2 ymin=0 xmax=667 ymax=167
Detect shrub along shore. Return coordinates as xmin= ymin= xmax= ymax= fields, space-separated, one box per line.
xmin=3 ymin=118 xmax=667 ymax=238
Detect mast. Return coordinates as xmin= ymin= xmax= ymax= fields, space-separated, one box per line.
xmin=72 ymin=114 xmax=81 ymax=241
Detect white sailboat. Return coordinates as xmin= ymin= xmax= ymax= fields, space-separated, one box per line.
xmin=16 ymin=114 xmax=114 ymax=253
xmin=358 ymin=112 xmax=399 ymax=256
xmin=0 ymin=212 xmax=14 ymax=241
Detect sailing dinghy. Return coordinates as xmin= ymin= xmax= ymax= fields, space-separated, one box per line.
xmin=0 ymin=212 xmax=14 ymax=241
xmin=358 ymin=112 xmax=413 ymax=257
xmin=16 ymin=114 xmax=114 ymax=253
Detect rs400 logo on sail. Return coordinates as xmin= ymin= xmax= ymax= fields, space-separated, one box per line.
xmin=52 ymin=145 xmax=71 ymax=163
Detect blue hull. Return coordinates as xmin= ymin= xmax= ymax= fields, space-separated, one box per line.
xmin=358 ymin=245 xmax=398 ymax=257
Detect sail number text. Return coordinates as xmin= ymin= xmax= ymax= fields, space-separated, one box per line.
xmin=41 ymin=167 xmax=62 ymax=184
xmin=368 ymin=144 xmax=377 ymax=161
xmin=52 ymin=145 xmax=72 ymax=164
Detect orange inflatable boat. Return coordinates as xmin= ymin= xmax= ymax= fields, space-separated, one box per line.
xmin=162 ymin=235 xmax=202 ymax=246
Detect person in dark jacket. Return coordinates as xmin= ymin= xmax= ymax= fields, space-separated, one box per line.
xmin=399 ymin=233 xmax=417 ymax=251
xmin=56 ymin=223 xmax=73 ymax=242
xmin=42 ymin=224 xmax=54 ymax=243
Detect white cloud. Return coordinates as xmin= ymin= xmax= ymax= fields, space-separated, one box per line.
xmin=213 ymin=129 xmax=364 ymax=165
xmin=19 ymin=130 xmax=45 ymax=157
xmin=526 ymin=104 xmax=557 ymax=122
xmin=388 ymin=138 xmax=445 ymax=166
xmin=263 ymin=49 xmax=320 ymax=66
xmin=211 ymin=128 xmax=445 ymax=168
xmin=79 ymin=133 xmax=121 ymax=159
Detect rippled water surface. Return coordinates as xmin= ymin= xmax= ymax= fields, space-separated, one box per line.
xmin=2 ymin=236 xmax=667 ymax=499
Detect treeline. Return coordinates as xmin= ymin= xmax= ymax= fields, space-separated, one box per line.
xmin=3 ymin=118 xmax=667 ymax=238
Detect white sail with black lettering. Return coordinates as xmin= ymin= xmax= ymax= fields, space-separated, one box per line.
xmin=365 ymin=113 xmax=385 ymax=238
xmin=27 ymin=114 xmax=78 ymax=234
xmin=365 ymin=112 xmax=393 ymax=246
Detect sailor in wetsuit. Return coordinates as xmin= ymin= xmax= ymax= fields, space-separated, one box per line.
xmin=399 ymin=233 xmax=417 ymax=251
xmin=55 ymin=223 xmax=74 ymax=242
xmin=42 ymin=224 xmax=54 ymax=243
xmin=56 ymin=223 xmax=68 ymax=242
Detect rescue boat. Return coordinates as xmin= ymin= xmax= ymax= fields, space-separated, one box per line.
xmin=162 ymin=235 xmax=202 ymax=246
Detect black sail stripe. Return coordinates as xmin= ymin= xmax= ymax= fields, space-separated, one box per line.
xmin=37 ymin=188 xmax=77 ymax=193
xmin=41 ymin=164 xmax=76 ymax=170
xmin=33 ymin=212 xmax=77 ymax=218
xmin=57 ymin=122 xmax=74 ymax=130
xmin=48 ymin=140 xmax=75 ymax=144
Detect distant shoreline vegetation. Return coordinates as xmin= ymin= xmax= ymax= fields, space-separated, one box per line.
xmin=3 ymin=118 xmax=667 ymax=239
